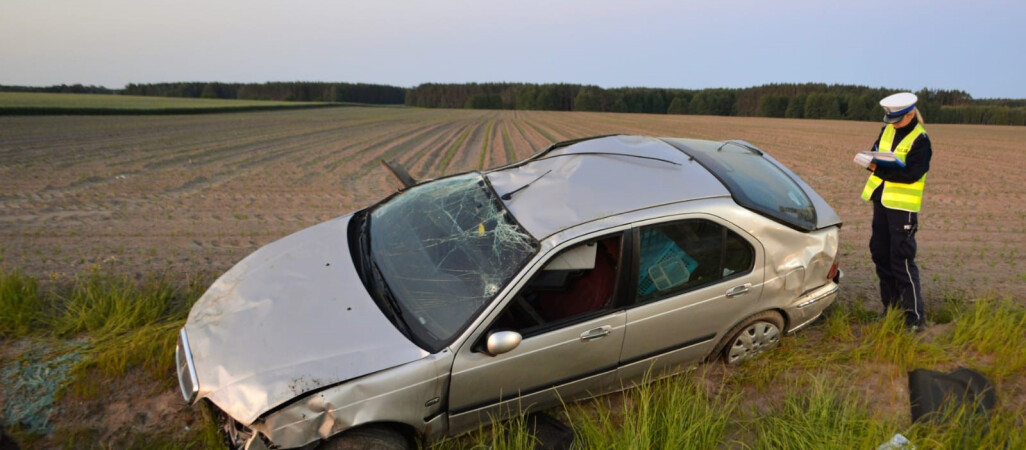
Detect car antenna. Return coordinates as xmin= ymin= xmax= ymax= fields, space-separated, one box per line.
xmin=500 ymin=170 xmax=552 ymax=201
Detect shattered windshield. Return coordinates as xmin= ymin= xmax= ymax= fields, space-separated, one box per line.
xmin=368 ymin=173 xmax=539 ymax=351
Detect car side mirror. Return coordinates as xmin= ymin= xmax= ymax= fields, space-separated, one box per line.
xmin=486 ymin=331 xmax=522 ymax=356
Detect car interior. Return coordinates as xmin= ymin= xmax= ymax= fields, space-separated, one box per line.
xmin=489 ymin=235 xmax=622 ymax=337
xmin=481 ymin=220 xmax=755 ymax=346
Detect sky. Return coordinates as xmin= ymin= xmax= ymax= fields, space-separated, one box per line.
xmin=2 ymin=0 xmax=1025 ymax=99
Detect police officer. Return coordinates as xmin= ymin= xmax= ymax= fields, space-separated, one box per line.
xmin=861 ymin=92 xmax=932 ymax=330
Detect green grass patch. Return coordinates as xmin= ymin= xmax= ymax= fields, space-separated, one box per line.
xmin=502 ymin=124 xmax=516 ymax=164
xmin=50 ymin=272 xmax=186 ymax=338
xmin=0 ymin=92 xmax=342 ymax=115
xmin=0 ymin=270 xmax=209 ymax=391
xmin=4 ymin=270 xmax=1026 ymax=448
xmin=524 ymin=120 xmax=557 ymax=143
xmin=746 ymin=374 xmax=889 ymax=449
xmin=477 ymin=120 xmax=495 ymax=170
xmin=446 ymin=412 xmax=538 ymax=450
xmin=438 ymin=127 xmax=472 ymax=173
xmin=904 ymin=400 xmax=1026 ymax=449
xmin=853 ymin=308 xmax=933 ymax=368
xmin=0 ymin=269 xmax=44 ymax=337
xmin=944 ymin=297 xmax=1026 ymax=378
xmin=570 ymin=370 xmax=738 ymax=449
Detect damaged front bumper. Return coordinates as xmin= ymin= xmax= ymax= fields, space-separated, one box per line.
xmin=194 ymin=350 xmax=453 ymax=449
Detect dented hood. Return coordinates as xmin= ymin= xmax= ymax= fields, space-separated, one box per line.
xmin=184 ymin=214 xmax=429 ymax=425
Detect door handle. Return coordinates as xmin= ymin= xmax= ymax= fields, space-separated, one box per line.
xmin=726 ymin=283 xmax=752 ymax=298
xmin=580 ymin=326 xmax=612 ymax=342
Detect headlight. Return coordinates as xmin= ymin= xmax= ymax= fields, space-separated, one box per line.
xmin=176 ymin=327 xmax=200 ymax=403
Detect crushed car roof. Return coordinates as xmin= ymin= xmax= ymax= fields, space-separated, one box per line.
xmin=486 ymin=135 xmax=730 ymax=240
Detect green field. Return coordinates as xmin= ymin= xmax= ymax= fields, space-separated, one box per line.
xmin=0 ymin=92 xmax=336 ymax=114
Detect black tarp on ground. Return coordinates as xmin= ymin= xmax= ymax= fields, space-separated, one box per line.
xmin=527 ymin=412 xmax=574 ymax=450
xmin=908 ymin=367 xmax=996 ymax=423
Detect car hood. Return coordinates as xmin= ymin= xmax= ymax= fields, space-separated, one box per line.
xmin=184 ymin=214 xmax=429 ymax=425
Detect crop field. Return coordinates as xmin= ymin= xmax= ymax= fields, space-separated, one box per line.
xmin=0 ymin=92 xmax=333 ymax=114
xmin=2 ymin=107 xmax=1026 ymax=447
xmin=2 ymin=107 xmax=1024 ymax=297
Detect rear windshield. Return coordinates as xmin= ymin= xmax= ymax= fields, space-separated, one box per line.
xmin=668 ymin=140 xmax=817 ymax=230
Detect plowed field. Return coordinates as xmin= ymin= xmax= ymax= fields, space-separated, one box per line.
xmin=3 ymin=107 xmax=1024 ymax=301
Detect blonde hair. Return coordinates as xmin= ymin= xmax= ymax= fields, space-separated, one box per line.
xmin=914 ymin=107 xmax=925 ymax=125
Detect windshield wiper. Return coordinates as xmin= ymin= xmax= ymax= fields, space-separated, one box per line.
xmin=500 ymin=169 xmax=551 ymax=200
xmin=368 ymin=258 xmax=413 ymax=338
xmin=357 ymin=213 xmax=413 ymax=339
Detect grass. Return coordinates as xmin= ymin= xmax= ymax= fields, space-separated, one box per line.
xmin=944 ymin=297 xmax=1026 ymax=378
xmin=4 ymin=270 xmax=1026 ymax=448
xmin=0 ymin=92 xmax=340 ymax=115
xmin=744 ymin=375 xmax=890 ymax=449
xmin=438 ymin=296 xmax=1026 ymax=449
xmin=569 ymin=370 xmax=738 ymax=449
xmin=0 ymin=270 xmax=43 ymax=337
xmin=0 ymin=270 xmax=209 ymax=392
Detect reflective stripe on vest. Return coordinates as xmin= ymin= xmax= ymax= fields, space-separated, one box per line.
xmin=861 ymin=123 xmax=927 ymax=212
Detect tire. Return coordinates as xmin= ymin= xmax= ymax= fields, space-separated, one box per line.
xmin=716 ymin=310 xmax=785 ymax=365
xmin=318 ymin=424 xmax=413 ymax=450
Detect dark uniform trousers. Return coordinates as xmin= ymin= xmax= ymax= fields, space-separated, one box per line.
xmin=870 ymin=198 xmax=924 ymax=326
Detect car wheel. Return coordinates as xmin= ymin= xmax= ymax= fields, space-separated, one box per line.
xmin=318 ymin=425 xmax=412 ymax=450
xmin=719 ymin=311 xmax=784 ymax=365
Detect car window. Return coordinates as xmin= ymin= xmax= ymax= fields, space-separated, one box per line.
xmin=663 ymin=139 xmax=817 ymax=231
xmin=714 ymin=145 xmax=816 ymax=230
xmin=635 ymin=219 xmax=753 ymax=302
xmin=487 ymin=234 xmax=623 ymax=338
xmin=367 ymin=173 xmax=539 ymax=352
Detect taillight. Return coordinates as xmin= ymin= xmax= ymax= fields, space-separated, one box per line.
xmin=827 ymin=254 xmax=840 ymax=283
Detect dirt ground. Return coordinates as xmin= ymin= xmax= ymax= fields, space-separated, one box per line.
xmin=2 ymin=108 xmax=1025 ymax=446
xmin=3 ymin=108 xmax=1023 ymax=300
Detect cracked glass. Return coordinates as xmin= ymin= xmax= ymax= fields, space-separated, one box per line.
xmin=369 ymin=173 xmax=539 ymax=350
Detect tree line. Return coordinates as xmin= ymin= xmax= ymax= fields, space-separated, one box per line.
xmin=0 ymin=84 xmax=117 ymax=94
xmin=122 ymin=82 xmax=405 ymax=104
xmin=2 ymin=82 xmax=406 ymax=105
xmin=406 ymin=82 xmax=1026 ymax=125
xmin=4 ymin=82 xmax=1024 ymax=125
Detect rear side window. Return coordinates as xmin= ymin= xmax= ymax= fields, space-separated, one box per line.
xmin=666 ymin=140 xmax=817 ymax=230
xmin=635 ymin=219 xmax=754 ymax=303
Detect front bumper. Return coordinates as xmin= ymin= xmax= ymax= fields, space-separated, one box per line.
xmin=176 ymin=328 xmax=199 ymax=404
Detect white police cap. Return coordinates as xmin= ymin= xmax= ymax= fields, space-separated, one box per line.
xmin=880 ymin=92 xmax=918 ymax=123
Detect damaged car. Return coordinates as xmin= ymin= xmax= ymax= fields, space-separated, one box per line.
xmin=176 ymin=135 xmax=842 ymax=449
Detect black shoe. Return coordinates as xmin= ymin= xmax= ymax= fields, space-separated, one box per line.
xmin=905 ymin=319 xmax=926 ymax=333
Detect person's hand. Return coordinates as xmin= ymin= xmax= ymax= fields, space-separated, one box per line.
xmin=868 ymin=162 xmax=877 ymax=171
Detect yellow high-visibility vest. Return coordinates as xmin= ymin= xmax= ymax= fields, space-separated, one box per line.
xmin=861 ymin=123 xmax=927 ymax=212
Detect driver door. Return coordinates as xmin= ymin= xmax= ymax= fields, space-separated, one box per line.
xmin=447 ymin=233 xmax=628 ymax=433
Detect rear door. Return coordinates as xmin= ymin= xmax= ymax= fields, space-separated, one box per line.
xmin=617 ymin=217 xmax=764 ymax=382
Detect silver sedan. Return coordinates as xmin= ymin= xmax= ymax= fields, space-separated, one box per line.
xmin=176 ymin=135 xmax=842 ymax=449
